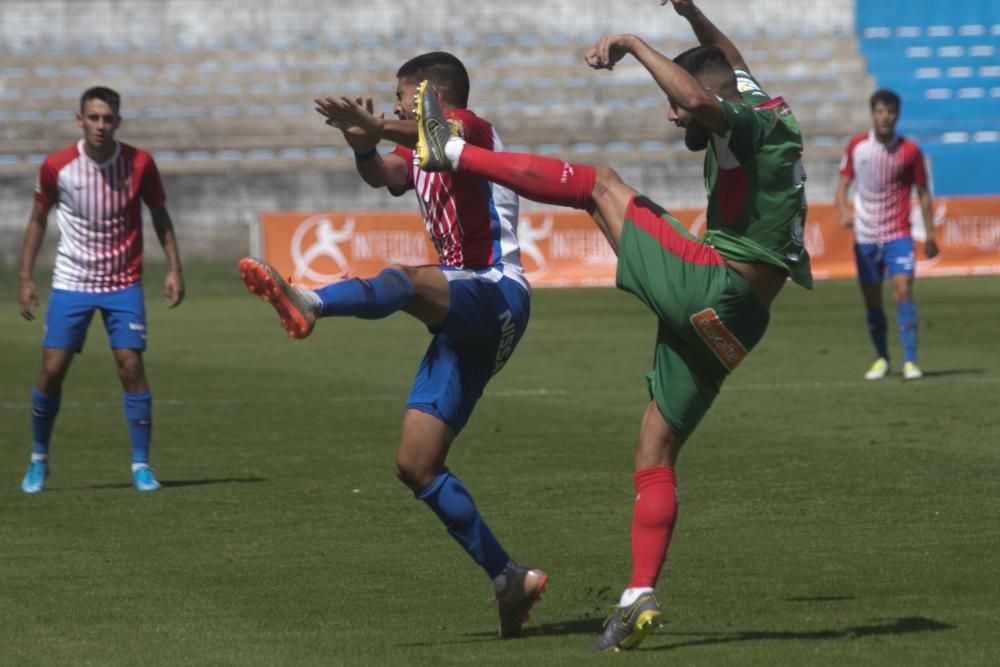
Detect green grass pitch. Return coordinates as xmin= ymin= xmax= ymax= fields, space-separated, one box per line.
xmin=1 ymin=264 xmax=998 ymax=666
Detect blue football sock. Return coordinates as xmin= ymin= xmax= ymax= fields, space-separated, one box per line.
xmin=31 ymin=387 xmax=62 ymax=457
xmin=865 ymin=307 xmax=889 ymax=360
xmin=897 ymin=301 xmax=918 ymax=363
xmin=123 ymin=391 xmax=153 ymax=465
xmin=418 ymin=469 xmax=511 ymax=579
xmin=314 ymin=267 xmax=414 ymax=319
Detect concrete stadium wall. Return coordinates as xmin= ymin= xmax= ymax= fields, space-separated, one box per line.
xmin=0 ymin=0 xmax=851 ymax=265
xmin=0 ymin=157 xmax=843 ymax=266
xmin=2 ymin=0 xmax=853 ymax=49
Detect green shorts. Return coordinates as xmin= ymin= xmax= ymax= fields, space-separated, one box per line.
xmin=616 ymin=196 xmax=771 ymax=441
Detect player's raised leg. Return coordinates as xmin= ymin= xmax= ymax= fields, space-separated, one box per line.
xmin=238 ymin=258 xmax=426 ymax=338
xmin=415 ymin=79 xmax=634 ymax=253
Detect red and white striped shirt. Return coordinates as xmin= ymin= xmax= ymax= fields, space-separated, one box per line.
xmin=840 ymin=131 xmax=928 ymax=244
xmin=35 ymin=140 xmax=165 ymax=292
xmin=393 ymin=109 xmax=525 ymax=289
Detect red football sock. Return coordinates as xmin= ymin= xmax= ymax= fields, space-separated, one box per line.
xmin=628 ymin=465 xmax=678 ymax=589
xmin=456 ymin=144 xmax=596 ymax=210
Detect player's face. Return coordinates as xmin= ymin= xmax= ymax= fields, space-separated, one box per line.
xmin=77 ymin=99 xmax=120 ymax=150
xmin=394 ymin=78 xmax=419 ymax=120
xmin=667 ymin=100 xmax=709 ymax=151
xmin=871 ymin=101 xmax=899 ymax=139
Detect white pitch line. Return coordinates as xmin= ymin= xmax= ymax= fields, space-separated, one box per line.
xmin=0 ymin=376 xmax=995 ymax=411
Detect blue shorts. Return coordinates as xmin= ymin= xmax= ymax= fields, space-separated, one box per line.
xmin=43 ymin=284 xmax=147 ymax=352
xmin=854 ymin=236 xmax=916 ymax=284
xmin=407 ymin=267 xmax=530 ymax=434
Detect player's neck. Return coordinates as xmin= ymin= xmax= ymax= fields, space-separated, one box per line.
xmin=82 ymin=140 xmax=116 ymax=163
xmin=873 ymin=130 xmax=896 ymax=145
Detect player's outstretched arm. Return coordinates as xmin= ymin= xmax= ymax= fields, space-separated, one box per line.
xmin=665 ymin=0 xmax=749 ymax=72
xmin=587 ymin=34 xmax=725 ymax=133
xmin=17 ymin=201 xmax=49 ymax=321
xmin=149 ymin=206 xmax=185 ymax=308
xmin=314 ymin=95 xmax=410 ymax=191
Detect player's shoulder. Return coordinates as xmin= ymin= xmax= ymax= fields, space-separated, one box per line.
xmin=897 ymin=135 xmax=925 ymax=156
xmin=43 ymin=142 xmax=81 ymax=172
xmin=447 ymin=108 xmax=494 ymax=143
xmin=118 ymin=142 xmax=153 ymax=162
xmin=845 ymin=132 xmax=870 ymax=151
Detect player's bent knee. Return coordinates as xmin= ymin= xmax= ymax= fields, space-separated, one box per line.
xmin=394 ymin=459 xmax=437 ymax=493
xmin=593 ymin=165 xmax=624 ymax=192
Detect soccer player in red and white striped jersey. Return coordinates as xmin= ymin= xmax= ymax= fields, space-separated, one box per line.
xmin=17 ymin=86 xmax=184 ymax=494
xmin=836 ymin=89 xmax=939 ymax=381
xmin=238 ymin=52 xmax=545 ymax=639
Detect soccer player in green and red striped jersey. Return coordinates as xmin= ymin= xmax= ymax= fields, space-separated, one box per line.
xmin=416 ymin=0 xmax=812 ymax=651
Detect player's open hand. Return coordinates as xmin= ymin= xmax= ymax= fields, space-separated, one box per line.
xmin=585 ymin=35 xmax=636 ymax=71
xmin=924 ymin=238 xmax=940 ymax=259
xmin=664 ymin=0 xmax=697 ymax=18
xmin=164 ymin=269 xmax=184 ymax=308
xmin=314 ymin=96 xmax=383 ymax=152
xmin=18 ymin=277 xmax=38 ymax=321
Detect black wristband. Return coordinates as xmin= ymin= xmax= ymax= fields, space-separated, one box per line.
xmin=353 ymin=147 xmax=377 ymax=162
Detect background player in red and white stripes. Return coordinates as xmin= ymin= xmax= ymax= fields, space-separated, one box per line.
xmin=17 ymin=86 xmax=184 ymax=493
xmin=836 ymin=88 xmax=938 ymax=381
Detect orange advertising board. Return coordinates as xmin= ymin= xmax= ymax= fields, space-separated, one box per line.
xmin=258 ymin=197 xmax=1000 ymax=288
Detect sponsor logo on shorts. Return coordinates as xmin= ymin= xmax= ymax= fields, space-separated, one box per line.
xmin=690 ymin=308 xmax=748 ymax=372
xmin=493 ymin=309 xmax=517 ymax=375
xmin=128 ymin=322 xmax=146 ymax=331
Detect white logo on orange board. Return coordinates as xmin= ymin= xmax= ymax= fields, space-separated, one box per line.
xmin=291 ymin=215 xmax=356 ymax=283
xmin=518 ymin=214 xmax=554 ymax=280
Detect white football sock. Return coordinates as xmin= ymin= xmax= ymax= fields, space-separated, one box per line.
xmin=619 ymin=587 xmax=654 ymax=607
xmin=444 ymin=137 xmax=465 ymax=170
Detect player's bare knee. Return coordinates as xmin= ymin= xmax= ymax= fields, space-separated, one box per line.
xmin=37 ymin=369 xmax=66 ymax=394
xmin=38 ymin=360 xmax=69 ymax=391
xmin=394 ymin=459 xmax=432 ymax=492
xmin=115 ymin=356 xmax=144 ymax=386
xmin=593 ymin=166 xmax=623 ymax=195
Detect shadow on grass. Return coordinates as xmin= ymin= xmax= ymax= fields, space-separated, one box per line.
xmin=920 ymin=368 xmax=986 ymax=378
xmin=394 ymin=618 xmax=606 ymax=647
xmin=60 ymin=476 xmax=268 ymax=491
xmin=647 ymin=616 xmax=955 ymax=651
xmin=397 ymin=615 xmax=954 ymax=649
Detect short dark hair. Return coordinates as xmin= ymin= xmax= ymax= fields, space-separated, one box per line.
xmin=80 ymin=86 xmax=121 ymax=115
xmin=673 ymin=45 xmax=735 ymax=83
xmin=870 ymin=88 xmax=901 ymax=112
xmin=396 ymin=51 xmax=470 ymax=108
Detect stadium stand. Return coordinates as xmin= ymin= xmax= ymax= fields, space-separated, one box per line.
xmin=0 ymin=0 xmax=883 ymax=259
xmin=857 ymin=0 xmax=1000 ymax=195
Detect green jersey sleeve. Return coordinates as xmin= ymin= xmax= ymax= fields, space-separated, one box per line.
xmin=734 ymin=69 xmax=771 ymax=105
